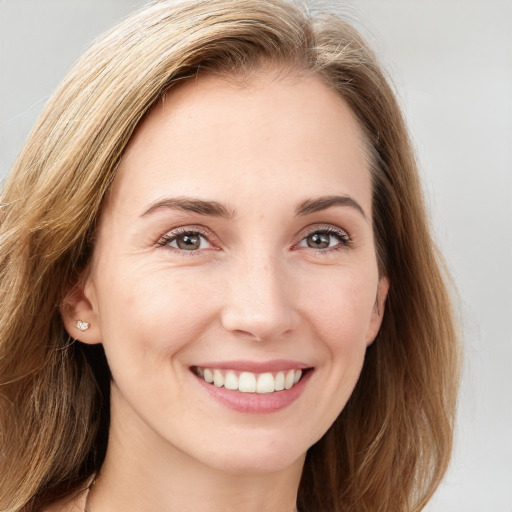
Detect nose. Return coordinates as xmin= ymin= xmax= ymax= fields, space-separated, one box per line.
xmin=220 ymin=253 xmax=299 ymax=342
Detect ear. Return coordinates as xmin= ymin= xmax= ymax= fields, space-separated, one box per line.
xmin=60 ymin=272 xmax=103 ymax=345
xmin=366 ymin=276 xmax=389 ymax=346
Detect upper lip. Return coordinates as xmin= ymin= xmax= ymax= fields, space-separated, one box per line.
xmin=192 ymin=359 xmax=312 ymax=373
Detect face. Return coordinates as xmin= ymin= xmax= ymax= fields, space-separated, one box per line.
xmin=65 ymin=72 xmax=388 ymax=475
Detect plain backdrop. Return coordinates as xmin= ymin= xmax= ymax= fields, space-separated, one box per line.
xmin=1 ymin=1 xmax=511 ymax=510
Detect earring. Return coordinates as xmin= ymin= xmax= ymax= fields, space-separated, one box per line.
xmin=76 ymin=320 xmax=90 ymax=331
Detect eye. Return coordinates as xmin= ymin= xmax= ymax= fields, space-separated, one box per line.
xmin=297 ymin=228 xmax=351 ymax=251
xmin=157 ymin=229 xmax=213 ymax=252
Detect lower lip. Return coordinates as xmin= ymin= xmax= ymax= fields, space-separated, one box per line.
xmin=194 ymin=370 xmax=312 ymax=414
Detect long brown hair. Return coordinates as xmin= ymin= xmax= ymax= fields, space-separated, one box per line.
xmin=0 ymin=1 xmax=459 ymax=510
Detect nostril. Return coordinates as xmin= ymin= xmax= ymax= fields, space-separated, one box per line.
xmin=232 ymin=329 xmax=262 ymax=341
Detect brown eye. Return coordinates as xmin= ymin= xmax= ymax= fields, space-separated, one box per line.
xmin=160 ymin=230 xmax=212 ymax=251
xmin=176 ymin=233 xmax=201 ymax=250
xmin=306 ymin=232 xmax=331 ymax=249
xmin=298 ymin=228 xmax=350 ymax=251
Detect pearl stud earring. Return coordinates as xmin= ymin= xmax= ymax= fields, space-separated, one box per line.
xmin=76 ymin=320 xmax=90 ymax=331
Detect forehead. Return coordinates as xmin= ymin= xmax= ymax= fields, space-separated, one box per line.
xmin=107 ymin=71 xmax=372 ymax=218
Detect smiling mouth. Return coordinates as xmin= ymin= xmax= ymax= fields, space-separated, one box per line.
xmin=192 ymin=366 xmax=309 ymax=394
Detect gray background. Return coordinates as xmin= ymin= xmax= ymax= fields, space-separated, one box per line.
xmin=1 ymin=1 xmax=511 ymax=510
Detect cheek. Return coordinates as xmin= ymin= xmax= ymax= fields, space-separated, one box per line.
xmin=95 ymin=264 xmax=220 ymax=370
xmin=287 ymin=268 xmax=378 ymax=442
xmin=302 ymin=266 xmax=378 ymax=347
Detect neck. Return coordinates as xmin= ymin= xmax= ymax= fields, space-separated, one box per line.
xmin=89 ymin=386 xmax=304 ymax=512
xmin=91 ymin=446 xmax=303 ymax=512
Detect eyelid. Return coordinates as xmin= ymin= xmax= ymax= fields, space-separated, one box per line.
xmin=155 ymin=225 xmax=219 ymax=252
xmin=154 ymin=223 xmax=351 ymax=255
xmin=294 ymin=224 xmax=352 ymax=250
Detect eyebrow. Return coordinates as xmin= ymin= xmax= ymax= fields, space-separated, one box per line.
xmin=296 ymin=195 xmax=367 ymax=219
xmin=142 ymin=194 xmax=367 ymax=220
xmin=142 ymin=197 xmax=234 ymax=217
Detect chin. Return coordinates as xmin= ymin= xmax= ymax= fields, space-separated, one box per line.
xmin=211 ymin=452 xmax=305 ymax=475
xmin=191 ymin=430 xmax=310 ymax=475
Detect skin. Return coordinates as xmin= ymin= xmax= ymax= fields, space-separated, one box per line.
xmin=61 ymin=70 xmax=388 ymax=512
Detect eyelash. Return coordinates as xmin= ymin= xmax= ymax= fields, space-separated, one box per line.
xmin=156 ymin=225 xmax=352 ymax=255
xmin=296 ymin=226 xmax=352 ymax=253
xmin=156 ymin=226 xmax=215 ymax=255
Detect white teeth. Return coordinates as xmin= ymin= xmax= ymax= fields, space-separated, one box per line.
xmin=275 ymin=371 xmax=285 ymax=391
xmin=238 ymin=372 xmax=256 ymax=393
xmin=224 ymin=371 xmax=238 ymax=390
xmin=256 ymin=372 xmax=275 ymax=394
xmin=213 ymin=369 xmax=224 ymax=387
xmin=196 ymin=367 xmax=305 ymax=393
xmin=284 ymin=370 xmax=294 ymax=390
xmin=203 ymin=368 xmax=213 ymax=383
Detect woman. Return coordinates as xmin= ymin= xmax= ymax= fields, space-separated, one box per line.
xmin=0 ymin=1 xmax=459 ymax=511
